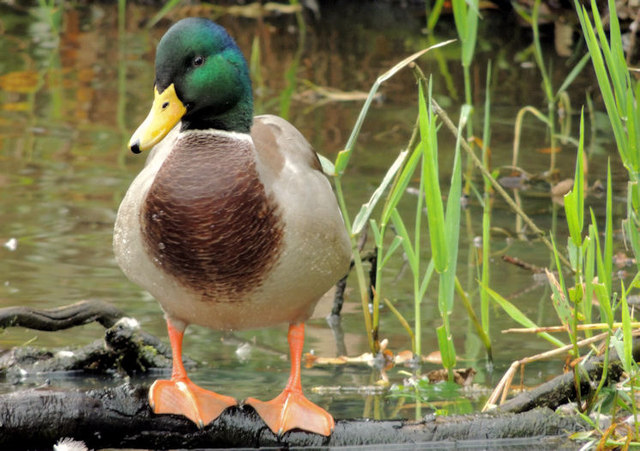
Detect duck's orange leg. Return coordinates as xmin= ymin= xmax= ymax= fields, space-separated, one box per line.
xmin=149 ymin=319 xmax=236 ymax=427
xmin=245 ymin=323 xmax=334 ymax=436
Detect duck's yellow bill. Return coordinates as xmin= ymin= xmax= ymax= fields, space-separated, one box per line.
xmin=128 ymin=83 xmax=186 ymax=154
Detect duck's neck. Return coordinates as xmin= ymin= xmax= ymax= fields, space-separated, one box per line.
xmin=181 ymin=93 xmax=253 ymax=134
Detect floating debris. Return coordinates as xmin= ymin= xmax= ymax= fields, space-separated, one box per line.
xmin=3 ymin=238 xmax=17 ymax=251
xmin=54 ymin=437 xmax=88 ymax=451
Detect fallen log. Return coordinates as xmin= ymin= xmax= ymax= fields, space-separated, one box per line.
xmin=498 ymin=338 xmax=640 ymax=413
xmin=0 ymin=383 xmax=587 ymax=449
xmin=0 ymin=301 xmax=608 ymax=448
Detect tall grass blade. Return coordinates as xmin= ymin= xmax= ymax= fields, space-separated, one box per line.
xmin=426 ymin=0 xmax=446 ymax=32
xmin=556 ymin=53 xmax=590 ymax=95
xmin=352 ymin=150 xmax=408 ymax=234
xmin=381 ymin=142 xmax=423 ymax=227
xmin=381 ymin=235 xmax=404 ymax=268
xmin=436 ymin=325 xmax=456 ymax=376
xmin=564 ymin=110 xmax=585 ymax=248
xmin=420 ymin=82 xmax=448 ymax=273
xmin=620 ymin=285 xmax=633 ymax=375
xmin=451 ymin=0 xmax=478 ymax=66
xmin=146 ymin=0 xmax=183 ymax=28
xmin=575 ymin=1 xmax=629 ymax=165
xmin=481 ymin=63 xmax=492 ymax=337
xmin=483 ymin=284 xmax=565 ymax=348
xmin=604 ymin=161 xmax=613 ymax=294
xmin=439 ymin=104 xmax=467 ymax=313
xmin=391 ymin=208 xmax=417 ymax=275
xmin=584 ymin=223 xmax=595 ymax=332
xmin=334 ymin=40 xmax=455 ymax=175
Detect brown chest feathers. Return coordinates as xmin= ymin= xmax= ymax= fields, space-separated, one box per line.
xmin=141 ymin=132 xmax=284 ymax=300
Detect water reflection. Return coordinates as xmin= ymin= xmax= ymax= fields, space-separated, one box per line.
xmin=0 ymin=2 xmax=626 ymax=420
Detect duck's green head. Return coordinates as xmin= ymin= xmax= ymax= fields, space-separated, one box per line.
xmin=129 ymin=18 xmax=253 ymax=153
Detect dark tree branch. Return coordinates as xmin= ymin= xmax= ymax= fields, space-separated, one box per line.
xmin=0 ymin=299 xmax=124 ymax=330
xmin=330 ymin=271 xmax=350 ymax=318
xmin=0 ymin=384 xmax=587 ymax=449
xmin=498 ymin=338 xmax=640 ymax=413
xmin=0 ymin=315 xmax=197 ymax=382
xmin=0 ymin=301 xmax=621 ymax=448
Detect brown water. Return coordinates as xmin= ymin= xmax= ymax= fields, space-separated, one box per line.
xmin=0 ymin=2 xmax=630 ymax=422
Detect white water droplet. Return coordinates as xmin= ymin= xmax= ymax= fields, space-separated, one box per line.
xmin=158 ymin=242 xmax=165 ymax=250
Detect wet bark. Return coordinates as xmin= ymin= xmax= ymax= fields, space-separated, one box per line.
xmin=0 ymin=384 xmax=586 ymax=449
xmin=499 ymin=339 xmax=640 ymax=414
xmin=0 ymin=300 xmax=124 ymax=330
xmin=0 ymin=301 xmax=618 ymax=448
xmin=0 ymin=301 xmax=195 ymax=383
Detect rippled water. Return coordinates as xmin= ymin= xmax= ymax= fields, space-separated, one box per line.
xmin=0 ymin=2 xmax=629 ymax=421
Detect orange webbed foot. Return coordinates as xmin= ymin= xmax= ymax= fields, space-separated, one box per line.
xmin=245 ymin=390 xmax=335 ymax=437
xmin=149 ymin=378 xmax=236 ymax=427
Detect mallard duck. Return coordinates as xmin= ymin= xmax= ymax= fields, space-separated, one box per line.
xmin=113 ymin=18 xmax=351 ymax=437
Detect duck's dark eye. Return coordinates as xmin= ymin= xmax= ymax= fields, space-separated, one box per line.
xmin=193 ymin=56 xmax=205 ymax=67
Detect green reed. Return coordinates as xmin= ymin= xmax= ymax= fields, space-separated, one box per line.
xmin=479 ymin=62 xmax=492 ymax=343
xmin=510 ymin=0 xmax=589 ymax=179
xmin=326 ymin=1 xmax=640 ymax=434
xmin=451 ymin=0 xmax=478 ymax=139
xmin=574 ymin=0 xmax=640 ymax=443
xmin=332 ymin=42 xmax=454 ymax=354
xmin=480 ymin=0 xmax=640 ymax=438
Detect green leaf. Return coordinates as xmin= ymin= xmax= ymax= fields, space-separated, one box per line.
xmin=381 ymin=235 xmax=404 ymax=268
xmin=418 ymin=259 xmax=436 ymax=301
xmin=462 ymin=3 xmax=478 ymax=66
xmin=564 ymin=110 xmax=585 ymax=247
xmin=576 ymin=0 xmax=629 ymax=162
xmin=419 ymin=82 xmax=448 ymax=273
xmin=436 ymin=325 xmax=456 ymax=370
xmin=335 ymin=40 xmax=455 ymax=176
xmin=369 ymin=219 xmax=382 ymax=245
xmin=603 ymin=161 xmax=613 ymax=294
xmin=593 ymin=282 xmax=613 ymax=326
xmin=317 ymin=153 xmax=335 ymax=176
xmin=391 ymin=208 xmax=417 ymax=274
xmin=146 ymin=0 xmax=183 ymax=28
xmin=381 ymin=142 xmax=423 ymax=226
xmin=547 ymin=269 xmax=572 ymax=328
xmin=451 ymin=0 xmax=468 ymax=42
xmin=620 ymin=284 xmax=633 ymax=375
xmin=334 ymin=149 xmax=350 ymax=175
xmin=592 ymin=0 xmax=626 ymax=112
xmin=437 ymin=104 xmax=466 ymax=312
xmin=351 ymin=150 xmax=408 ymax=235
xmin=556 ymin=53 xmax=590 ymax=96
xmin=483 ymin=284 xmax=565 ymax=348
xmin=584 ymin=224 xmax=596 ymax=328
xmin=548 ymin=236 xmax=574 ymax=333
